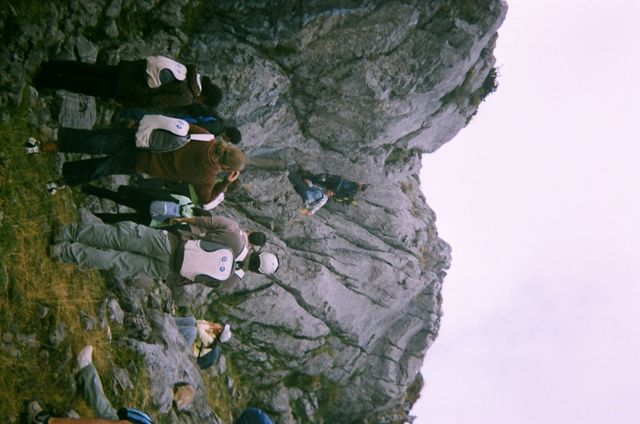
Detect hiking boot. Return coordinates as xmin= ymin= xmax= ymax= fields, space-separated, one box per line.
xmin=46 ymin=180 xmax=67 ymax=196
xmin=24 ymin=137 xmax=41 ymax=155
xmin=27 ymin=401 xmax=50 ymax=424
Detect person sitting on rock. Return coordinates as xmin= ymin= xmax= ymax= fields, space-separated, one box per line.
xmin=288 ymin=171 xmax=334 ymax=216
xmin=35 ymin=55 xmax=222 ymax=108
xmin=49 ymin=215 xmax=278 ymax=288
xmin=24 ymin=115 xmax=245 ymax=202
xmin=27 ymin=345 xmax=153 ymax=424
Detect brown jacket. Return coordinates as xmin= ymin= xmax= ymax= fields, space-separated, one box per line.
xmin=116 ymin=60 xmax=201 ymax=107
xmin=135 ymin=125 xmax=223 ymax=203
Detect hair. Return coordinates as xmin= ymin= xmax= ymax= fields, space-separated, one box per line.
xmin=214 ymin=141 xmax=246 ymax=171
xmin=248 ymin=251 xmax=261 ymax=273
xmin=223 ymin=127 xmax=242 ymax=145
xmin=248 ymin=231 xmax=266 ymax=247
xmin=200 ymin=76 xmax=223 ymax=107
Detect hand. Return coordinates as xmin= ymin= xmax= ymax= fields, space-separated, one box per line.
xmin=170 ymin=217 xmax=186 ymax=225
xmin=301 ymin=208 xmax=311 ymax=216
xmin=226 ymin=170 xmax=241 ymax=182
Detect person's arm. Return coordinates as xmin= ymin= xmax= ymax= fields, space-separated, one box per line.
xmin=306 ymin=194 xmax=329 ymax=215
xmin=136 ymin=82 xmax=194 ymax=108
xmin=187 ymin=123 xmax=210 ymax=135
xmin=173 ymin=215 xmax=239 ymax=234
xmin=212 ymin=171 xmax=240 ymax=196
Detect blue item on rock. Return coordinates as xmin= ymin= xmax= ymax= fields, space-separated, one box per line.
xmin=235 ymin=407 xmax=274 ymax=424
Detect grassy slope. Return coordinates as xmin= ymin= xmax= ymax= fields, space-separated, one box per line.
xmin=0 ymin=2 xmax=255 ymax=421
xmin=0 ymin=93 xmax=150 ymax=419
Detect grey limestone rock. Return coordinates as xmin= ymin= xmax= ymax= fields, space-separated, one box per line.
xmin=4 ymin=0 xmax=506 ymax=421
xmin=49 ymin=320 xmax=67 ymax=348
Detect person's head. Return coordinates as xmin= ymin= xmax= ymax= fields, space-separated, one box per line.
xmin=199 ymin=76 xmax=223 ymax=107
xmin=248 ymin=251 xmax=279 ymax=275
xmin=326 ymin=189 xmax=335 ymax=197
xmin=216 ymin=142 xmax=246 ymax=172
xmin=221 ymin=126 xmax=242 ymax=145
xmin=247 ymin=231 xmax=266 ymax=247
xmin=358 ymin=183 xmax=367 ymax=191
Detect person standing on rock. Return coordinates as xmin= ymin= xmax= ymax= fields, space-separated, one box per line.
xmin=35 ymin=55 xmax=222 ymax=108
xmin=49 ymin=215 xmax=279 ymax=287
xmin=25 ymin=116 xmax=245 ymax=203
xmin=27 ymin=345 xmax=154 ymax=423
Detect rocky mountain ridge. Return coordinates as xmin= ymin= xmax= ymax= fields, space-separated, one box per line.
xmin=0 ymin=1 xmax=507 ymax=423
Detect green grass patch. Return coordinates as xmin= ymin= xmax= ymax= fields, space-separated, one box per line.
xmin=0 ymin=94 xmax=149 ymax=420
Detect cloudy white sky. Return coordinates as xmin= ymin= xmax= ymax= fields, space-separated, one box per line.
xmin=412 ymin=1 xmax=640 ymax=423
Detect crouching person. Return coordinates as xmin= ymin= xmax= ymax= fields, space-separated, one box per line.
xmin=49 ymin=216 xmax=278 ymax=287
xmin=175 ymin=317 xmax=232 ymax=369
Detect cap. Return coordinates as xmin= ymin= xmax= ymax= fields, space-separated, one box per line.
xmin=258 ymin=252 xmax=279 ymax=275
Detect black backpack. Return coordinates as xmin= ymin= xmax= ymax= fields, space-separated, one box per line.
xmin=196 ymin=340 xmax=222 ymax=369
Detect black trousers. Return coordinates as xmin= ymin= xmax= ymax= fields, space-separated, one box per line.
xmin=83 ymin=185 xmax=179 ymax=225
xmin=36 ymin=61 xmax=120 ymax=98
xmin=59 ymin=128 xmax=137 ymax=186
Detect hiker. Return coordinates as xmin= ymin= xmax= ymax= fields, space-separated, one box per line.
xmin=49 ymin=216 xmax=279 ymax=287
xmin=35 ymin=55 xmax=222 ymax=108
xmin=115 ymin=104 xmax=242 ymax=144
xmin=25 ymin=116 xmax=245 ymax=203
xmin=27 ymin=346 xmax=153 ymax=424
xmin=175 ymin=317 xmax=232 ymax=369
xmin=288 ymin=172 xmax=334 ymax=216
xmin=304 ymin=172 xmax=366 ymax=204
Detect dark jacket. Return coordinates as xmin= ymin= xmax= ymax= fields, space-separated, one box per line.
xmin=116 ymin=60 xmax=202 ymax=107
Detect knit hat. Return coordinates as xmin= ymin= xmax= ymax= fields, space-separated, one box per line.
xmin=257 ymin=252 xmax=279 ymax=275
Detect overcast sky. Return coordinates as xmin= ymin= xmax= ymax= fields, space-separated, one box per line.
xmin=412 ymin=1 xmax=640 ymax=423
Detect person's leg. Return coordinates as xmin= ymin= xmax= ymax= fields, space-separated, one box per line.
xmin=58 ymin=128 xmax=136 ymax=155
xmin=175 ymin=316 xmax=197 ymax=345
xmin=93 ymin=212 xmax=150 ymax=226
xmin=36 ymin=61 xmax=119 ymax=98
xmin=83 ymin=185 xmax=151 ymax=211
xmin=37 ymin=75 xmax=118 ymax=98
xmin=40 ymin=61 xmax=119 ymax=78
xmin=61 ymin=155 xmax=136 ymax=186
xmin=51 ymin=241 xmax=171 ymax=280
xmin=76 ymin=363 xmax=119 ymax=420
xmin=57 ymin=221 xmax=171 ymax=257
